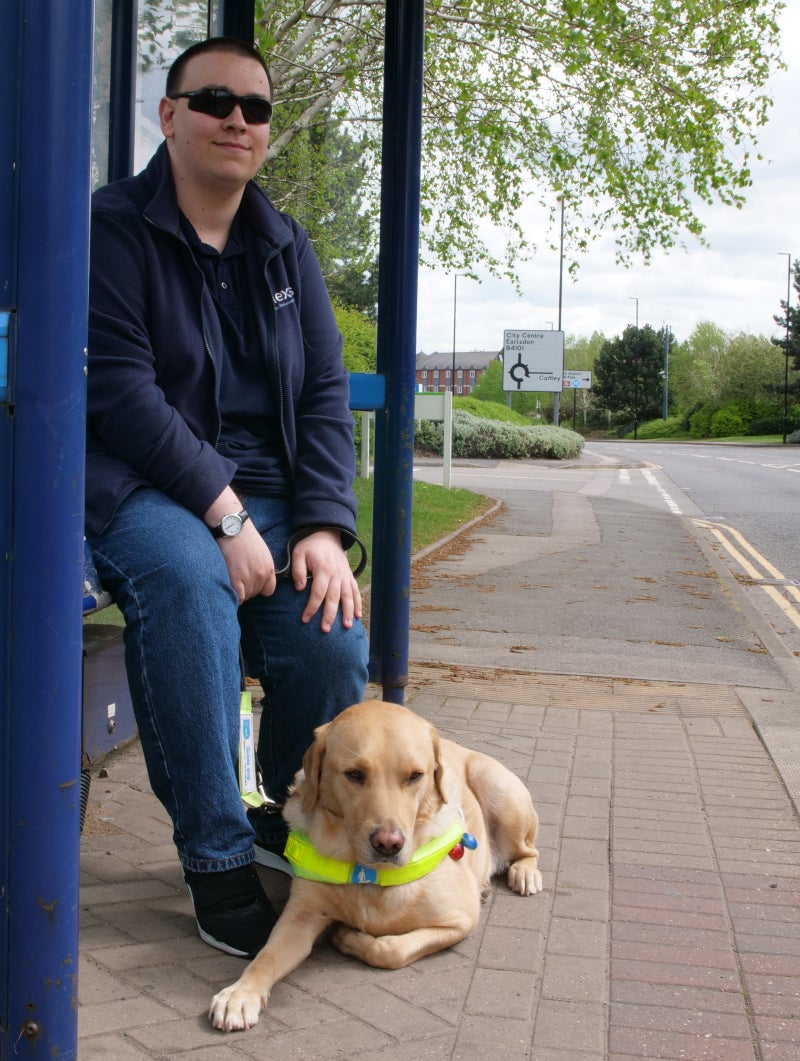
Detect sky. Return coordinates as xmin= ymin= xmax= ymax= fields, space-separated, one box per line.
xmin=414 ymin=6 xmax=800 ymax=354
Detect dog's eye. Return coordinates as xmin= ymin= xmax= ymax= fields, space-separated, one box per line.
xmin=345 ymin=769 xmax=365 ymax=784
xmin=407 ymin=771 xmax=424 ymax=785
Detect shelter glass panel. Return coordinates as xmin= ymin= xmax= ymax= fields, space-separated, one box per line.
xmin=91 ymin=0 xmax=114 ymax=190
xmin=134 ymin=1 xmax=214 ymax=172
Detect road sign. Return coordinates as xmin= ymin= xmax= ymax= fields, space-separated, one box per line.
xmin=502 ymin=329 xmax=565 ymax=392
xmin=562 ymin=370 xmax=592 ymax=389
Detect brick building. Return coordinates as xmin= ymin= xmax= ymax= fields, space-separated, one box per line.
xmin=415 ymin=349 xmax=501 ymax=396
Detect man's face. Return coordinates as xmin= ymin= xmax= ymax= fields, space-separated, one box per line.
xmin=159 ymin=50 xmax=272 ymax=194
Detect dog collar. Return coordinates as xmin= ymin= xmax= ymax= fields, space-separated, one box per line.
xmin=285 ymin=821 xmax=477 ymax=886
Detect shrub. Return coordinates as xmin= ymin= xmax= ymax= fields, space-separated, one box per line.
xmin=414 ymin=417 xmax=445 ymax=453
xmin=749 ymin=414 xmax=788 ymax=435
xmin=454 ymin=396 xmax=530 ymax=425
xmin=709 ymin=407 xmax=746 ymax=437
xmin=749 ymin=409 xmax=800 ymax=435
xmin=415 ymin=410 xmax=584 ymax=460
xmin=689 ymin=404 xmax=716 ymax=439
xmin=636 ymin=417 xmax=687 ymax=439
xmin=788 ymin=428 xmax=800 ymax=445
xmin=688 ymin=399 xmax=784 ymax=439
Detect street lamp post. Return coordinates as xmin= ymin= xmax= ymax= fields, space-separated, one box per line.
xmin=629 ymin=296 xmax=639 ymax=439
xmin=451 ymin=274 xmax=467 ymax=393
xmin=778 ymin=253 xmax=792 ymax=444
xmin=553 ymin=196 xmax=565 ymax=427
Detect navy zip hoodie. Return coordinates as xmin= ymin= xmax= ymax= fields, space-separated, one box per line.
xmin=86 ymin=142 xmax=357 ymax=542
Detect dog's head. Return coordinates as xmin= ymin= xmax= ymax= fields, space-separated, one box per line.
xmin=292 ymin=701 xmax=447 ymax=866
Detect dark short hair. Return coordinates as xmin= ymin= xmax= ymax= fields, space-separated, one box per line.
xmin=166 ymin=36 xmax=273 ymax=97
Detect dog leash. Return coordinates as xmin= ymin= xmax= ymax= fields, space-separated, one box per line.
xmin=273 ymin=528 xmax=368 ymax=581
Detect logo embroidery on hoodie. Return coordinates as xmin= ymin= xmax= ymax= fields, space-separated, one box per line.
xmin=273 ymin=285 xmax=295 ymax=310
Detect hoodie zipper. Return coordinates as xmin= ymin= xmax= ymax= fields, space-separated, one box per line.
xmin=144 ymin=211 xmax=225 ymax=449
xmin=262 ymin=259 xmax=295 ymax=481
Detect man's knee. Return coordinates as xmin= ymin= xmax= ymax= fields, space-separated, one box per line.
xmin=310 ymin=618 xmax=369 ymax=672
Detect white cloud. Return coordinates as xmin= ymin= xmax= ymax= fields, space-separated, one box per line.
xmin=415 ymin=7 xmax=799 ymax=351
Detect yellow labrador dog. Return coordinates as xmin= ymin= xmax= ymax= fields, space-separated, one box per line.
xmin=209 ymin=700 xmax=542 ymax=1032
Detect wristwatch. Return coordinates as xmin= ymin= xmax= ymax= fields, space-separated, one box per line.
xmin=210 ymin=509 xmax=250 ymax=539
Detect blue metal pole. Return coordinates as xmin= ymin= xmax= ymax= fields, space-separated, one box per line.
xmin=1 ymin=1 xmax=93 ymax=1056
xmin=0 ymin=0 xmax=21 ymax=990
xmin=370 ymin=0 xmax=425 ymax=702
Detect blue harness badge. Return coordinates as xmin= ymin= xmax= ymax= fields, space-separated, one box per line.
xmin=351 ymin=864 xmax=379 ymax=885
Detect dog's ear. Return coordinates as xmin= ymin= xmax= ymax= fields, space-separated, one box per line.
xmin=431 ymin=726 xmax=448 ymax=805
xmin=299 ymin=722 xmax=329 ymax=813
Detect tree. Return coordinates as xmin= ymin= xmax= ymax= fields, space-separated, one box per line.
xmin=772 ymin=258 xmax=800 ymax=399
xmin=669 ymin=322 xmax=787 ymax=416
xmin=565 ymin=331 xmax=606 ymax=373
xmin=668 ymin=321 xmax=728 ymax=413
xmin=564 ymin=331 xmax=606 ymax=427
xmin=469 ymin=358 xmax=505 ymax=405
xmin=256 ymin=0 xmax=783 ymax=282
xmin=263 ymin=123 xmax=379 ymax=316
xmin=719 ymin=332 xmax=784 ymax=406
xmin=593 ymin=325 xmax=668 ymax=428
xmin=333 ymin=300 xmax=378 ymax=373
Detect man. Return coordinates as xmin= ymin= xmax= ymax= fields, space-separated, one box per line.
xmin=85 ymin=36 xmax=369 ymax=957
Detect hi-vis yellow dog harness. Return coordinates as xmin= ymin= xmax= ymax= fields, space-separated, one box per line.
xmin=285 ymin=821 xmax=478 ymax=886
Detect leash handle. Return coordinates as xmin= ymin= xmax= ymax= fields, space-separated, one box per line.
xmin=274 ymin=529 xmax=368 ymax=582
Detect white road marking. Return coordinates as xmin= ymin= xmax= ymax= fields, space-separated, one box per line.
xmin=641 ymin=468 xmax=682 ymax=515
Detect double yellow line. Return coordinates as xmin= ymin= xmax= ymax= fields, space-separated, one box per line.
xmin=693 ymin=519 xmax=800 ymax=632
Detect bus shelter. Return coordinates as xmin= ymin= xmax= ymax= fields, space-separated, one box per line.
xmin=0 ymin=2 xmax=424 ymax=1055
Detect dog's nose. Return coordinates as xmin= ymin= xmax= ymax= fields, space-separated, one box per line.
xmin=370 ymin=827 xmax=404 ymax=857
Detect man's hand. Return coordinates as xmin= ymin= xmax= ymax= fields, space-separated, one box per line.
xmin=217 ymin=521 xmax=276 ymax=603
xmin=290 ymin=529 xmax=362 ymax=633
xmin=205 ymin=488 xmax=276 ymax=603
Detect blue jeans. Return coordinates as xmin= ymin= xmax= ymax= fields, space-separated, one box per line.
xmin=86 ymin=488 xmax=369 ymax=873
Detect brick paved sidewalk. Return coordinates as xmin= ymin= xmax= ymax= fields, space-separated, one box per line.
xmin=78 ymin=665 xmax=800 ymax=1060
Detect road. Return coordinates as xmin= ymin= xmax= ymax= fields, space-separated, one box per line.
xmin=410 ymin=443 xmax=800 ymax=692
xmin=588 ymin=440 xmax=800 ymax=583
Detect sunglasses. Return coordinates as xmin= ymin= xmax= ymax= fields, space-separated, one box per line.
xmin=169 ymin=87 xmax=273 ymax=125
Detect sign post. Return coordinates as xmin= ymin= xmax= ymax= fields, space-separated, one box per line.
xmin=562 ymin=370 xmax=593 ymax=430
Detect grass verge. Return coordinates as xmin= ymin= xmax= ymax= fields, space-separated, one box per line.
xmin=353 ymin=477 xmax=492 ymax=588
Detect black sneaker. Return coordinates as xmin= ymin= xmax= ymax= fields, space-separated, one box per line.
xmin=184 ymin=863 xmax=278 ymax=957
xmin=254 ymin=839 xmax=293 ymax=877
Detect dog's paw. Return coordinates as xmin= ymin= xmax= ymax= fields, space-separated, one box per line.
xmin=208 ymin=983 xmax=266 ymax=1032
xmin=330 ymin=922 xmax=369 ymax=956
xmin=507 ymin=859 xmax=542 ymax=897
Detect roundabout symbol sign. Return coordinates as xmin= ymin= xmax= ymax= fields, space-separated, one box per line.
xmin=502 ymin=330 xmax=565 ymax=392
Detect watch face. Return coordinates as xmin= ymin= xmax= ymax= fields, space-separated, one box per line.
xmin=220 ymin=513 xmax=243 ymax=536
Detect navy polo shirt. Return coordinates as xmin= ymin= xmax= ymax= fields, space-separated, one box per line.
xmin=182 ymin=213 xmax=291 ymax=498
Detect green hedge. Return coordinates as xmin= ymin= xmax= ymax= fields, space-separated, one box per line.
xmin=415 ymin=410 xmax=584 ymax=459
xmin=634 ymin=417 xmax=687 ymax=439
xmin=687 ymin=399 xmax=800 ymax=439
